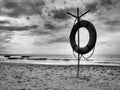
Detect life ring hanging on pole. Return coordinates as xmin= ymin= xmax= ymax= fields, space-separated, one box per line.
xmin=69 ymin=20 xmax=97 ymax=54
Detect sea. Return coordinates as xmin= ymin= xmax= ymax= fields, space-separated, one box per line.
xmin=0 ymin=54 xmax=120 ymax=66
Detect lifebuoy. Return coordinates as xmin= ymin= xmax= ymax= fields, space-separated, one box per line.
xmin=69 ymin=20 xmax=97 ymax=54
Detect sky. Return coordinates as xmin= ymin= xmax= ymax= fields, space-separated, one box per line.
xmin=0 ymin=0 xmax=119 ymax=55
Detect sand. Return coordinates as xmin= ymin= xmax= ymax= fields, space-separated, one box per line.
xmin=0 ymin=62 xmax=120 ymax=90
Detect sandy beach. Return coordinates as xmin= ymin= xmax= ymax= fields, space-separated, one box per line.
xmin=0 ymin=62 xmax=120 ymax=90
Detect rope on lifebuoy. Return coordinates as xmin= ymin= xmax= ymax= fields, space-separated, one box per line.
xmin=69 ymin=20 xmax=97 ymax=54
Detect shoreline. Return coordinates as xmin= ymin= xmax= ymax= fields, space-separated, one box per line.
xmin=0 ymin=59 xmax=120 ymax=67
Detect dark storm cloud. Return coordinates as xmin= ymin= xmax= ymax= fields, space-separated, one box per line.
xmin=31 ymin=0 xmax=45 ymax=6
xmin=44 ymin=21 xmax=66 ymax=30
xmin=52 ymin=9 xmax=70 ymax=20
xmin=4 ymin=1 xmax=19 ymax=9
xmin=85 ymin=2 xmax=98 ymax=13
xmin=85 ymin=0 xmax=120 ymax=33
xmin=0 ymin=25 xmax=38 ymax=31
xmin=44 ymin=21 xmax=57 ymax=30
xmin=100 ymin=0 xmax=114 ymax=7
xmin=99 ymin=0 xmax=120 ymax=11
xmin=84 ymin=0 xmax=119 ymax=14
xmin=1 ymin=0 xmax=45 ymax=17
xmin=0 ymin=20 xmax=10 ymax=24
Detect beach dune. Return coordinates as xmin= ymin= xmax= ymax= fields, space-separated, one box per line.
xmin=0 ymin=62 xmax=120 ymax=90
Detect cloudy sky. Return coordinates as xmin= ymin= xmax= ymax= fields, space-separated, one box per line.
xmin=0 ymin=0 xmax=119 ymax=54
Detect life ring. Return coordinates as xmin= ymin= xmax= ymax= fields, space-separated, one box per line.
xmin=69 ymin=20 xmax=97 ymax=54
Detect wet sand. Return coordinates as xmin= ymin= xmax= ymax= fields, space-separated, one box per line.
xmin=0 ymin=62 xmax=120 ymax=90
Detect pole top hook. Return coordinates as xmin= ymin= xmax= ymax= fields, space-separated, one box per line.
xmin=67 ymin=8 xmax=90 ymax=21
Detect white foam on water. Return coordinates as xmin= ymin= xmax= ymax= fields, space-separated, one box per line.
xmin=0 ymin=58 xmax=120 ymax=66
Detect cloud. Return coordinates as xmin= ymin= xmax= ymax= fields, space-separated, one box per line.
xmin=44 ymin=20 xmax=68 ymax=30
xmin=0 ymin=20 xmax=10 ymax=24
xmin=85 ymin=2 xmax=98 ymax=13
xmin=48 ymin=35 xmax=69 ymax=44
xmin=51 ymin=8 xmax=77 ymax=20
xmin=4 ymin=1 xmax=19 ymax=9
xmin=0 ymin=25 xmax=38 ymax=31
xmin=105 ymin=20 xmax=120 ymax=26
xmin=0 ymin=31 xmax=13 ymax=53
xmin=52 ymin=9 xmax=70 ymax=20
xmin=0 ymin=31 xmax=13 ymax=43
xmin=0 ymin=0 xmax=45 ymax=17
xmin=44 ymin=21 xmax=57 ymax=30
xmin=0 ymin=0 xmax=119 ymax=54
xmin=86 ymin=0 xmax=120 ymax=33
xmin=100 ymin=0 xmax=115 ymax=7
xmin=96 ymin=32 xmax=120 ymax=54
xmin=29 ymin=29 xmax=51 ymax=36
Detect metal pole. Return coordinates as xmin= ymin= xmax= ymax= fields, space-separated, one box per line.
xmin=67 ymin=8 xmax=91 ymax=78
xmin=77 ymin=8 xmax=80 ymax=78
